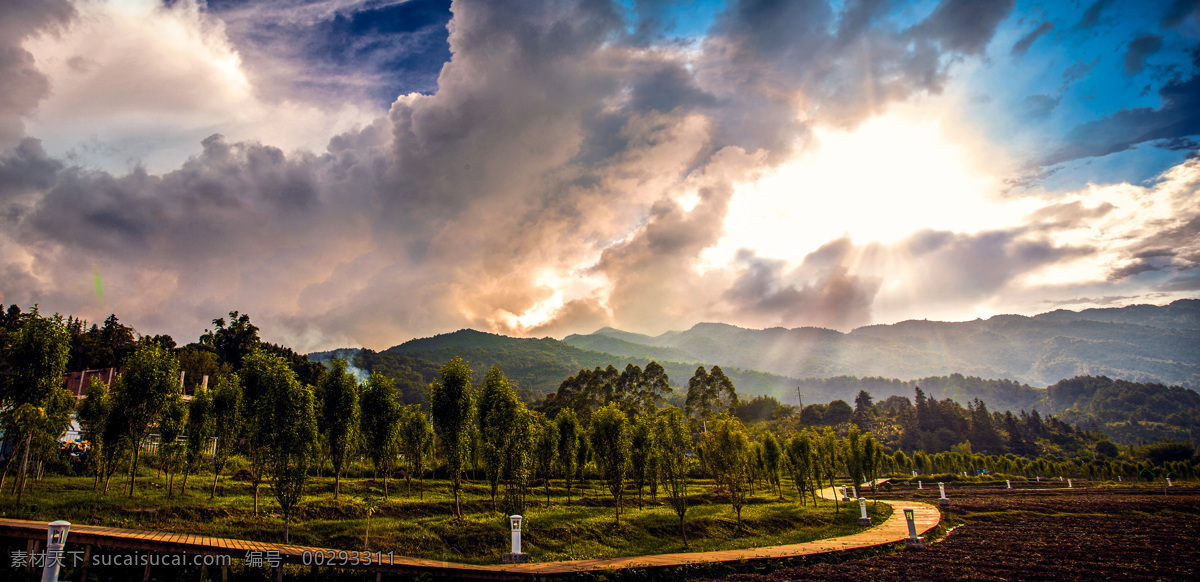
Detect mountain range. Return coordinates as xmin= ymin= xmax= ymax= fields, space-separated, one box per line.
xmin=312 ymin=300 xmax=1199 ymax=410
xmin=563 ymin=299 xmax=1200 ymax=390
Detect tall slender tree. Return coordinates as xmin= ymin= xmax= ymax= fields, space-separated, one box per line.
xmin=320 ymin=359 xmax=360 ymax=499
xmin=704 ymin=414 xmax=751 ymax=526
xmin=761 ymin=431 xmax=783 ymax=499
xmin=654 ymin=407 xmax=692 ymax=547
xmin=555 ymin=409 xmax=580 ymax=502
xmin=182 ymin=385 xmax=215 ymax=496
xmin=115 ymin=341 xmax=180 ymax=497
xmin=210 ymin=374 xmax=243 ymax=499
xmin=240 ymin=348 xmax=299 ymax=513
xmin=398 ymin=404 xmax=433 ymax=498
xmin=785 ymin=432 xmax=816 ymax=505
xmin=590 ymin=403 xmax=630 ymax=524
xmin=158 ymin=392 xmax=187 ymax=498
xmin=478 ymin=366 xmax=520 ymax=511
xmin=685 ymin=365 xmax=738 ymax=430
xmin=429 ymin=357 xmax=474 ymax=519
xmin=629 ymin=415 xmax=655 ymax=504
xmin=76 ymin=377 xmax=113 ymax=491
xmin=266 ymin=372 xmax=318 ymax=543
xmin=360 ymin=371 xmax=402 ymax=498
xmin=534 ymin=415 xmax=558 ymax=508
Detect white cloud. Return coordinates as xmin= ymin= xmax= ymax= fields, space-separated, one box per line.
xmin=21 ymin=0 xmax=380 ymax=172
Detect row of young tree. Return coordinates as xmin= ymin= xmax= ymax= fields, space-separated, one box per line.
xmin=4 ymin=306 xmax=1196 ymax=548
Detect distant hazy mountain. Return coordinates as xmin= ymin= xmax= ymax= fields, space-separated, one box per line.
xmin=563 ymin=299 xmax=1200 ymax=389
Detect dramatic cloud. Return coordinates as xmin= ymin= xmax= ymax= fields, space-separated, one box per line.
xmin=1042 ymin=49 xmax=1200 ymax=167
xmin=0 ymin=0 xmax=1196 ymax=351
xmin=0 ymin=0 xmax=74 ymax=148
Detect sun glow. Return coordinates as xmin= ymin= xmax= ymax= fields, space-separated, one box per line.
xmin=706 ymin=112 xmax=1026 ymax=266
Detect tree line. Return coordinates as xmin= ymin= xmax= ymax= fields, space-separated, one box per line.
xmin=2 ymin=304 xmax=1195 ymax=548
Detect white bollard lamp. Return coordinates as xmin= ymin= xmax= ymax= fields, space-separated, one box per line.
xmin=858 ymin=498 xmax=871 ymax=526
xmin=510 ymin=515 xmax=522 ymax=553
xmin=903 ymin=508 xmax=924 ymax=549
xmin=42 ymin=520 xmax=70 ymax=582
xmin=503 ymin=515 xmax=528 ymax=564
xmin=938 ymin=482 xmax=949 ymax=506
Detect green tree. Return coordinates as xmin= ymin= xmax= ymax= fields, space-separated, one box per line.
xmin=852 ymin=390 xmax=874 ymax=431
xmin=98 ymin=375 xmax=132 ymax=494
xmin=501 ymin=408 xmax=536 ymax=515
xmin=785 ymin=432 xmax=816 ymax=505
xmin=264 ymin=366 xmax=318 ymax=542
xmin=114 ymin=341 xmax=181 ymax=497
xmin=429 ymin=357 xmax=475 ymax=519
xmin=684 ymin=365 xmax=738 ymax=430
xmin=182 ymin=385 xmax=215 ymax=496
xmin=158 ymin=392 xmax=187 ymax=498
xmin=0 ymin=308 xmax=71 ymax=496
xmin=76 ymin=377 xmax=113 ymax=490
xmin=590 ymin=403 xmax=631 ymax=524
xmin=844 ymin=425 xmax=865 ymax=487
xmin=654 ymin=406 xmax=692 ymax=547
xmin=704 ymin=414 xmax=751 ymax=526
xmin=629 ymin=415 xmax=655 ymax=503
xmin=240 ymin=349 xmax=299 ymax=513
xmin=861 ymin=434 xmax=881 ymax=499
xmin=210 ymin=374 xmax=243 ymax=499
xmin=398 ymin=404 xmax=433 ymax=498
xmin=478 ymin=366 xmax=521 ymax=511
xmin=534 ymin=414 xmax=558 ymax=508
xmin=320 ymin=359 xmax=360 ymax=499
xmin=555 ymin=409 xmax=581 ymax=502
xmin=816 ymin=427 xmax=841 ymax=512
xmin=198 ymin=311 xmax=260 ymax=369
xmin=360 ymin=371 xmax=402 ymax=498
xmin=761 ymin=431 xmax=783 ymax=499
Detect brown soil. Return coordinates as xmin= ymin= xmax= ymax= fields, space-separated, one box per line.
xmin=704 ymin=484 xmax=1200 ymax=581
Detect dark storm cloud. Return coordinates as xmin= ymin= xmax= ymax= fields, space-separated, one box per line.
xmin=1012 ymin=21 xmax=1054 ymax=58
xmin=0 ymin=0 xmax=75 ymax=147
xmin=1162 ymin=0 xmax=1200 ymax=29
xmin=0 ymin=138 xmax=62 ymax=202
xmin=1124 ymin=34 xmax=1163 ymax=76
xmin=1041 ymin=51 xmax=1200 ymax=167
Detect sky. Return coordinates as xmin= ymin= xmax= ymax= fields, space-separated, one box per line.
xmin=1 ymin=0 xmax=1199 ymax=353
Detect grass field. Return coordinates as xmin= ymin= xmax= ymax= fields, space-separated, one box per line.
xmin=0 ymin=460 xmax=889 ymax=565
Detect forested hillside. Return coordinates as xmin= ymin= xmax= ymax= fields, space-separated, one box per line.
xmin=352 ymin=329 xmax=801 ymax=406
xmin=564 ymin=299 xmax=1200 ymax=388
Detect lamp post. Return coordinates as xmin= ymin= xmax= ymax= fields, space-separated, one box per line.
xmin=502 ymin=515 xmax=529 ymax=564
xmin=42 ymin=521 xmax=70 ymax=582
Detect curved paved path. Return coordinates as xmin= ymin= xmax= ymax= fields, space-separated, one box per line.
xmin=0 ymin=483 xmax=940 ymax=580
